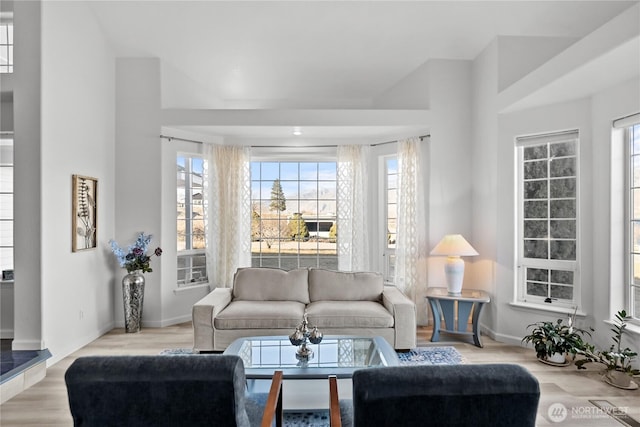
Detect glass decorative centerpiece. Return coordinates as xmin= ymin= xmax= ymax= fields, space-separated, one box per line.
xmin=289 ymin=311 xmax=323 ymax=361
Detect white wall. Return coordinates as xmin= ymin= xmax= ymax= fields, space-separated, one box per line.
xmin=372 ymin=59 xmax=473 ymax=324
xmin=114 ymin=58 xmax=163 ymax=327
xmin=591 ymin=77 xmax=640 ymax=354
xmin=39 ymin=1 xmax=116 ymax=363
xmin=12 ymin=0 xmax=43 ymax=351
xmin=470 ymin=39 xmax=499 ymax=331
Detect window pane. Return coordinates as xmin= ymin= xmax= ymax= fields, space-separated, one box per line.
xmin=633 ymin=155 xmax=640 ymax=187
xmin=550 ymin=285 xmax=573 ymax=299
xmin=0 ymin=194 xmax=12 ymax=219
xmin=0 ymin=220 xmax=12 ymax=245
xmin=524 ymin=240 xmax=547 ymax=259
xmin=550 ymin=240 xmax=576 ymax=260
xmin=550 ymin=269 xmax=573 ymax=285
xmin=299 ymin=181 xmax=317 ymax=199
xmin=387 ymin=188 xmax=397 ymax=204
xmin=280 ymin=163 xmax=298 ymax=180
xmin=526 ymin=282 xmax=548 ymax=297
xmin=550 ymin=142 xmax=576 ymax=157
xmin=0 ymin=167 xmax=12 ymax=192
xmin=550 ymin=220 xmax=576 ymax=239
xmin=524 ymin=220 xmax=547 ymax=239
xmin=299 ymin=163 xmax=317 ymax=180
xmin=524 ymin=160 xmax=547 ymax=180
xmin=387 ymin=174 xmax=397 ymax=189
xmin=319 ymin=162 xmax=336 ymax=179
xmin=633 ymin=254 xmax=640 ymax=286
xmin=524 ymin=180 xmax=547 ymax=199
xmin=526 ymin=268 xmax=548 ymax=282
xmin=633 ymin=286 xmax=640 ymax=320
xmin=633 ymin=188 xmax=640 ymax=218
xmin=550 ymin=157 xmax=576 ymax=177
xmin=524 ymin=201 xmax=547 ymax=218
xmin=633 ymin=222 xmax=640 ymax=253
xmin=550 ymin=200 xmax=575 ymax=218
xmin=262 ymin=163 xmax=280 ymax=180
xmin=549 ymin=178 xmax=576 ymax=198
xmin=524 ymin=145 xmax=547 ymax=160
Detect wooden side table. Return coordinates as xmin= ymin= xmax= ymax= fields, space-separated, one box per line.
xmin=425 ymin=287 xmax=490 ymax=348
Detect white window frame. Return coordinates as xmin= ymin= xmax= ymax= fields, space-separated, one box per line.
xmin=249 ymin=152 xmax=338 ymax=271
xmin=380 ymin=155 xmax=397 ymax=284
xmin=515 ymin=130 xmax=580 ymax=310
xmin=0 ymin=135 xmax=13 ymax=278
xmin=0 ymin=20 xmax=13 ymax=74
xmin=176 ymin=153 xmax=207 ymax=287
xmin=620 ymin=114 xmax=640 ymax=322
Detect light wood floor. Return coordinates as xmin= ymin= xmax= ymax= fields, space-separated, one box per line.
xmin=1 ymin=324 xmax=638 ymax=426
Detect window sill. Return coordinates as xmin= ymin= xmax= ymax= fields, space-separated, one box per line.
xmin=509 ymin=301 xmax=587 ymax=317
xmin=173 ymin=283 xmax=210 ymax=295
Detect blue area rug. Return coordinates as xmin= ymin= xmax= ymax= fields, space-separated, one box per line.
xmin=397 ymin=346 xmax=465 ymax=365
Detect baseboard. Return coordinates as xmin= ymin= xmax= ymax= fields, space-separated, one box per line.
xmin=11 ymin=339 xmax=45 ymax=351
xmin=115 ymin=315 xmax=192 ymax=329
xmin=46 ymin=322 xmax=114 ymax=366
xmin=0 ymin=328 xmax=14 ymax=339
xmin=479 ymin=323 xmax=523 ymax=346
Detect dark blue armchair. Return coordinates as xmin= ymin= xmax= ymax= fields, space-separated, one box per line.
xmin=65 ymin=355 xmax=282 ymax=427
xmin=329 ymin=363 xmax=540 ymax=427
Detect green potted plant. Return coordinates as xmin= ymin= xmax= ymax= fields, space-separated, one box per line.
xmin=522 ymin=310 xmax=591 ymax=365
xmin=575 ymin=310 xmax=640 ymax=388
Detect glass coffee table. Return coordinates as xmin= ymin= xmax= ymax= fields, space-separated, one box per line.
xmin=224 ymin=335 xmax=399 ymax=379
xmin=225 ymin=335 xmax=399 ymax=409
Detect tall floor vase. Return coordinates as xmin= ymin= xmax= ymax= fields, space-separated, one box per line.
xmin=122 ymin=271 xmax=145 ymax=333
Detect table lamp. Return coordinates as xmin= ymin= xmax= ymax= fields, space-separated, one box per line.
xmin=430 ymin=234 xmax=478 ymax=295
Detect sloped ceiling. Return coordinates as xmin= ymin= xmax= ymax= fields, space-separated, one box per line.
xmin=84 ymin=1 xmax=638 ymax=140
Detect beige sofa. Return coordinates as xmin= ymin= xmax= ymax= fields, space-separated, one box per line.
xmin=192 ymin=267 xmax=417 ymax=352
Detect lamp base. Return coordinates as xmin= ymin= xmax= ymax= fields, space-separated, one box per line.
xmin=444 ymin=256 xmax=465 ymax=295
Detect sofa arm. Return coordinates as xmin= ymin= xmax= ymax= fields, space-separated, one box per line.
xmin=382 ymin=286 xmax=417 ymax=349
xmin=192 ymin=287 xmax=232 ymax=352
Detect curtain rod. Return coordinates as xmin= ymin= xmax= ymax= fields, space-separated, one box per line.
xmin=160 ymin=134 xmax=429 ymax=148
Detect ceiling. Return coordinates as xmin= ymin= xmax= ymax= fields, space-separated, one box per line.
xmin=85 ymin=1 xmax=638 ymax=141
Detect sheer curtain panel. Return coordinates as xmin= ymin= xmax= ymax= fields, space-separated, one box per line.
xmin=394 ymin=137 xmax=427 ymax=322
xmin=337 ymin=145 xmax=370 ymax=271
xmin=203 ymin=144 xmax=252 ymax=288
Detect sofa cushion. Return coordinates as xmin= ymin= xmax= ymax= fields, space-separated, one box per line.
xmin=308 ymin=268 xmax=383 ymax=302
xmin=233 ymin=267 xmax=310 ymax=304
xmin=306 ymin=301 xmax=394 ymax=328
xmin=214 ymin=301 xmax=306 ymax=330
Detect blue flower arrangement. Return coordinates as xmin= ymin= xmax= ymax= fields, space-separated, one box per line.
xmin=109 ymin=232 xmax=162 ymax=274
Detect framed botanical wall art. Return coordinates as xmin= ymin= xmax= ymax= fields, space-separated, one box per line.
xmin=72 ymin=175 xmax=98 ymax=252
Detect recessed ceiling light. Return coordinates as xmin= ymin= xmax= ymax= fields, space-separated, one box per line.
xmin=293 ymin=127 xmax=302 ymax=136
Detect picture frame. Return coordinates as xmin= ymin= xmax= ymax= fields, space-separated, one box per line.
xmin=72 ymin=175 xmax=98 ymax=252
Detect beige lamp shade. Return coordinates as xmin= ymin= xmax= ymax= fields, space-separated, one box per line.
xmin=430 ymin=234 xmax=479 ymax=257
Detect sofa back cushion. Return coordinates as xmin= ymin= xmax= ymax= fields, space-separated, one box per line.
xmin=308 ymin=268 xmax=383 ymax=302
xmin=233 ymin=267 xmax=310 ymax=304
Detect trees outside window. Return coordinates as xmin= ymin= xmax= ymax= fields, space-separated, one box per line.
xmin=251 ymin=161 xmax=337 ymax=270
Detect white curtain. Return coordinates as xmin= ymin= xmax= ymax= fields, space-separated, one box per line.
xmin=337 ymin=145 xmax=370 ymax=271
xmin=394 ymin=137 xmax=428 ymax=323
xmin=203 ymin=144 xmax=252 ymax=288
